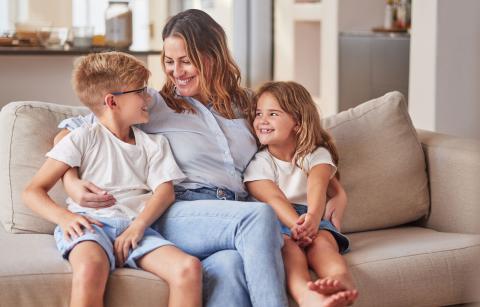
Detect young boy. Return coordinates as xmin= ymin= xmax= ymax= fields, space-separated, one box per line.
xmin=22 ymin=52 xmax=202 ymax=307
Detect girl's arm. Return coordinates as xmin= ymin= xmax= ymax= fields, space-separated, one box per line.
xmin=54 ymin=129 xmax=116 ymax=208
xmin=324 ymin=177 xmax=348 ymax=231
xmin=22 ymin=158 xmax=103 ymax=239
xmin=114 ymin=181 xmax=175 ymax=266
xmin=298 ymin=164 xmax=332 ymax=238
xmin=246 ymin=180 xmax=299 ymax=228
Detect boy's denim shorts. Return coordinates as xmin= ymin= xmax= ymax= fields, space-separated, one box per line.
xmin=280 ymin=204 xmax=350 ymax=254
xmin=54 ymin=215 xmax=174 ymax=271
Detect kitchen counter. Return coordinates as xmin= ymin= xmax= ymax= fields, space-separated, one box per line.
xmin=0 ymin=46 xmax=161 ymax=56
xmin=0 ymin=49 xmax=163 ymax=108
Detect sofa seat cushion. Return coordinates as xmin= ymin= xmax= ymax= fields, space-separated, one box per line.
xmin=323 ymin=92 xmax=430 ymax=232
xmin=345 ymin=227 xmax=480 ymax=307
xmin=0 ymin=227 xmax=169 ymax=307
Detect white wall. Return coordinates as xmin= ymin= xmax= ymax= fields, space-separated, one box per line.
xmin=409 ymin=0 xmax=480 ymax=139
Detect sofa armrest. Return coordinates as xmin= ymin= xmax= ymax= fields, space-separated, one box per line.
xmin=417 ymin=129 xmax=480 ymax=234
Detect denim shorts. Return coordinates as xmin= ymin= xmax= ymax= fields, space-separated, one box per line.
xmin=280 ymin=204 xmax=350 ymax=254
xmin=54 ymin=215 xmax=174 ymax=271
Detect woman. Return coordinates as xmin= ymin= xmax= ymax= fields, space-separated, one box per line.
xmin=56 ymin=9 xmax=288 ymax=307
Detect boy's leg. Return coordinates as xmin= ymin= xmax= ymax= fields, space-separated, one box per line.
xmin=153 ymin=200 xmax=288 ymax=307
xmin=68 ymin=241 xmax=110 ymax=307
xmin=137 ymin=245 xmax=202 ymax=307
xmin=202 ymin=250 xmax=251 ymax=307
xmin=306 ymin=231 xmax=358 ymax=304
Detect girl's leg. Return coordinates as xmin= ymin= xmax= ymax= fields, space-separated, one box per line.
xmin=153 ymin=200 xmax=288 ymax=307
xmin=137 ymin=245 xmax=202 ymax=307
xmin=306 ymin=231 xmax=358 ymax=303
xmin=68 ymin=241 xmax=110 ymax=307
xmin=202 ymin=250 xmax=252 ymax=307
xmin=283 ymin=236 xmax=349 ymax=307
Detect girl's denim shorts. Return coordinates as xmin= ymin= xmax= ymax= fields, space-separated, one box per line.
xmin=280 ymin=204 xmax=350 ymax=254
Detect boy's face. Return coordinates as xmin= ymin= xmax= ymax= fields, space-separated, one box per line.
xmin=110 ymin=85 xmax=151 ymax=125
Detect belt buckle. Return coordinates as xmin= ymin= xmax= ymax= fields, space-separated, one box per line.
xmin=216 ymin=188 xmax=227 ymax=200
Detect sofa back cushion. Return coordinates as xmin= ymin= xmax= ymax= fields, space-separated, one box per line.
xmin=0 ymin=101 xmax=88 ymax=233
xmin=0 ymin=92 xmax=429 ymax=234
xmin=323 ymin=91 xmax=430 ymax=233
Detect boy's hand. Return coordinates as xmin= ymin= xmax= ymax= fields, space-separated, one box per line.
xmin=58 ymin=213 xmax=103 ymax=241
xmin=295 ymin=213 xmax=321 ymax=239
xmin=114 ymin=221 xmax=147 ymax=267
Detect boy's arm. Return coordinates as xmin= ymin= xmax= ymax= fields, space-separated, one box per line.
xmin=54 ymin=129 xmax=115 ymax=208
xmin=114 ymin=181 xmax=175 ymax=266
xmin=22 ymin=158 xmax=102 ymax=238
xmin=324 ymin=177 xmax=347 ymax=231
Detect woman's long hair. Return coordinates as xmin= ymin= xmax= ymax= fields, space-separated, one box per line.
xmin=160 ymin=9 xmax=250 ymax=118
xmin=253 ymin=81 xmax=340 ymax=177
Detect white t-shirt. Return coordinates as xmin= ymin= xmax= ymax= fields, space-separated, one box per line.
xmin=243 ymin=147 xmax=337 ymax=206
xmin=47 ymin=122 xmax=186 ymax=220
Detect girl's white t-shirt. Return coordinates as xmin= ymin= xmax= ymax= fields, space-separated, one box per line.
xmin=243 ymin=147 xmax=337 ymax=206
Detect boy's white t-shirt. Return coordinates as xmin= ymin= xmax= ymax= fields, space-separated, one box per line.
xmin=47 ymin=122 xmax=186 ymax=220
xmin=243 ymin=147 xmax=337 ymax=206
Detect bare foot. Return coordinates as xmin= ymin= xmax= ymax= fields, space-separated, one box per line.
xmin=323 ymin=291 xmax=351 ymax=307
xmin=299 ymin=288 xmax=358 ymax=307
xmin=308 ymin=278 xmax=347 ymax=295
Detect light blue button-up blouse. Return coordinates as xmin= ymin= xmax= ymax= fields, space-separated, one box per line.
xmin=59 ymin=88 xmax=258 ymax=197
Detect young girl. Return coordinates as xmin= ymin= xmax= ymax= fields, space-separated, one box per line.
xmin=244 ymin=81 xmax=359 ymax=307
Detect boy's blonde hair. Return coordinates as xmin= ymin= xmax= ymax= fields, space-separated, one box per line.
xmin=72 ymin=51 xmax=150 ymax=114
xmin=253 ymin=81 xmax=340 ymax=177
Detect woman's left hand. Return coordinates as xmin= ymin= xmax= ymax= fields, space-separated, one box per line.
xmin=114 ymin=221 xmax=146 ymax=266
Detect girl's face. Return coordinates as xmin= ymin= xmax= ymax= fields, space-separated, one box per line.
xmin=254 ymin=92 xmax=298 ymax=148
xmin=163 ymin=36 xmax=202 ymax=101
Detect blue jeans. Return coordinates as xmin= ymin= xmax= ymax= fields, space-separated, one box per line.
xmin=153 ymin=187 xmax=288 ymax=307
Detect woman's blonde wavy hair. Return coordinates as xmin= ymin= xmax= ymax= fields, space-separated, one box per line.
xmin=253 ymin=81 xmax=340 ymax=177
xmin=160 ymin=9 xmax=250 ymax=119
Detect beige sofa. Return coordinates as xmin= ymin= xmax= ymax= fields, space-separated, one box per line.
xmin=1 ymin=92 xmax=479 ymax=307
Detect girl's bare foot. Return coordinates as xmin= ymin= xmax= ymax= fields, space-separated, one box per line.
xmin=308 ymin=278 xmax=346 ymax=295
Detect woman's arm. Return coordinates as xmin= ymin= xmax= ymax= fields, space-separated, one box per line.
xmin=22 ymin=158 xmax=103 ymax=239
xmin=114 ymin=181 xmax=175 ymax=265
xmin=324 ymin=177 xmax=348 ymax=231
xmin=53 ymin=129 xmax=116 ymax=208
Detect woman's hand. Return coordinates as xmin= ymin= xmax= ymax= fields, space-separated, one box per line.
xmin=324 ymin=177 xmax=347 ymax=231
xmin=63 ymin=168 xmax=116 ymax=208
xmin=114 ymin=221 xmax=147 ymax=267
xmin=58 ymin=213 xmax=103 ymax=241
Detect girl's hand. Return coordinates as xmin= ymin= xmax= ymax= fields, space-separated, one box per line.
xmin=64 ymin=170 xmax=116 ymax=208
xmin=114 ymin=221 xmax=147 ymax=267
xmin=295 ymin=213 xmax=321 ymax=239
xmin=58 ymin=213 xmax=103 ymax=241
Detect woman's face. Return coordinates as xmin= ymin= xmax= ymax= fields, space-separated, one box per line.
xmin=163 ymin=36 xmax=202 ymax=100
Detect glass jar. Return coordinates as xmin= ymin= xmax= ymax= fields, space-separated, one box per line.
xmin=105 ymin=0 xmax=132 ymax=49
